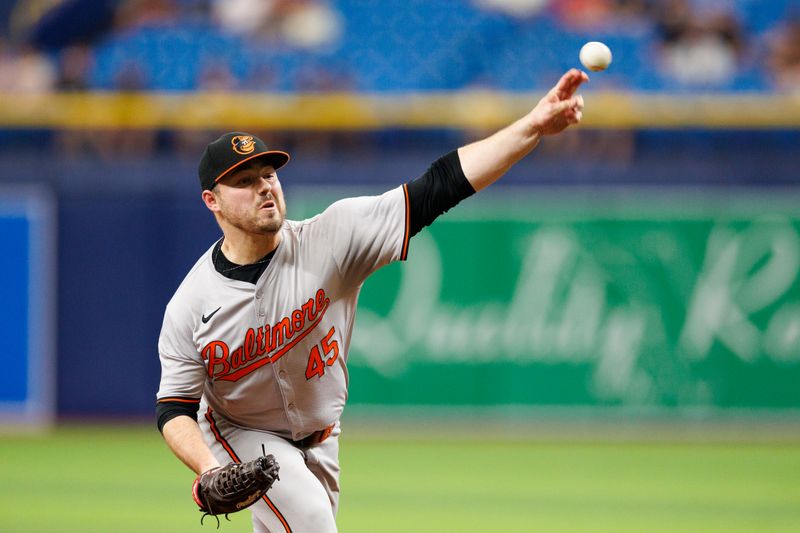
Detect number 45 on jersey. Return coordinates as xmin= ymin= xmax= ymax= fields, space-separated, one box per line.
xmin=305 ymin=327 xmax=339 ymax=380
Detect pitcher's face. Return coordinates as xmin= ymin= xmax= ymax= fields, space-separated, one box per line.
xmin=212 ymin=161 xmax=286 ymax=235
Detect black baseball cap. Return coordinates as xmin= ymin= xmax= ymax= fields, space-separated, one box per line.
xmin=198 ymin=132 xmax=290 ymax=191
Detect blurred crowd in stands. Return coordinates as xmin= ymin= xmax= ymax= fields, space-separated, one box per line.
xmin=0 ymin=0 xmax=797 ymax=94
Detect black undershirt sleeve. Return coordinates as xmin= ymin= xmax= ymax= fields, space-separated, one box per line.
xmin=156 ymin=398 xmax=201 ymax=433
xmin=406 ymin=150 xmax=476 ymax=238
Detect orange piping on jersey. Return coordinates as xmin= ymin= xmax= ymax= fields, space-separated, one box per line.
xmin=401 ymin=184 xmax=410 ymax=261
xmin=205 ymin=407 xmax=292 ymax=533
xmin=157 ymin=397 xmax=200 ymax=404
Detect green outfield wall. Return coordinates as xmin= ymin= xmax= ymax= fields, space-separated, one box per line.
xmin=316 ymin=189 xmax=800 ymax=412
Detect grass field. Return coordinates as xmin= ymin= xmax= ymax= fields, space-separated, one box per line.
xmin=1 ymin=424 xmax=799 ymax=532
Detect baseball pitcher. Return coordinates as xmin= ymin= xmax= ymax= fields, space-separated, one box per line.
xmin=156 ymin=69 xmax=588 ymax=532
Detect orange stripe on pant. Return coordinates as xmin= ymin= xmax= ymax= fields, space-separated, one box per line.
xmin=205 ymin=407 xmax=292 ymax=533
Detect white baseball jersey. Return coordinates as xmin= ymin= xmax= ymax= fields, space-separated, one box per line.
xmin=157 ymin=186 xmax=409 ymax=441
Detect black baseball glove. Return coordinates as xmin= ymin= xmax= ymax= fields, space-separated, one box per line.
xmin=192 ymin=453 xmax=280 ymax=524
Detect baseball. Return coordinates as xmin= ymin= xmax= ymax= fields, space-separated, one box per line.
xmin=579 ymin=41 xmax=612 ymax=72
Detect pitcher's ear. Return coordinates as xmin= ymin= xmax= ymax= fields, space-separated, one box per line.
xmin=202 ymin=189 xmax=220 ymax=212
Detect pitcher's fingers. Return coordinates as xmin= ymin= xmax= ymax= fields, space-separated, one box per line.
xmin=551 ymin=99 xmax=573 ymax=116
xmin=565 ymin=106 xmax=582 ymax=120
xmin=554 ymin=69 xmax=589 ymax=99
xmin=554 ymin=95 xmax=581 ymax=115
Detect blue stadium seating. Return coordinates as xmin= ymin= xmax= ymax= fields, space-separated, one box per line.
xmin=81 ymin=0 xmax=793 ymax=92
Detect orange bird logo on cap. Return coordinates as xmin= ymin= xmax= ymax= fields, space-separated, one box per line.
xmin=231 ymin=135 xmax=256 ymax=155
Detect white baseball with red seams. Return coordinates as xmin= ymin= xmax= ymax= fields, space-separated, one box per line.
xmin=579 ymin=41 xmax=612 ymax=72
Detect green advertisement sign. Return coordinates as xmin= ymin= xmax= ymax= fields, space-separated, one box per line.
xmin=300 ymin=189 xmax=800 ymax=412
